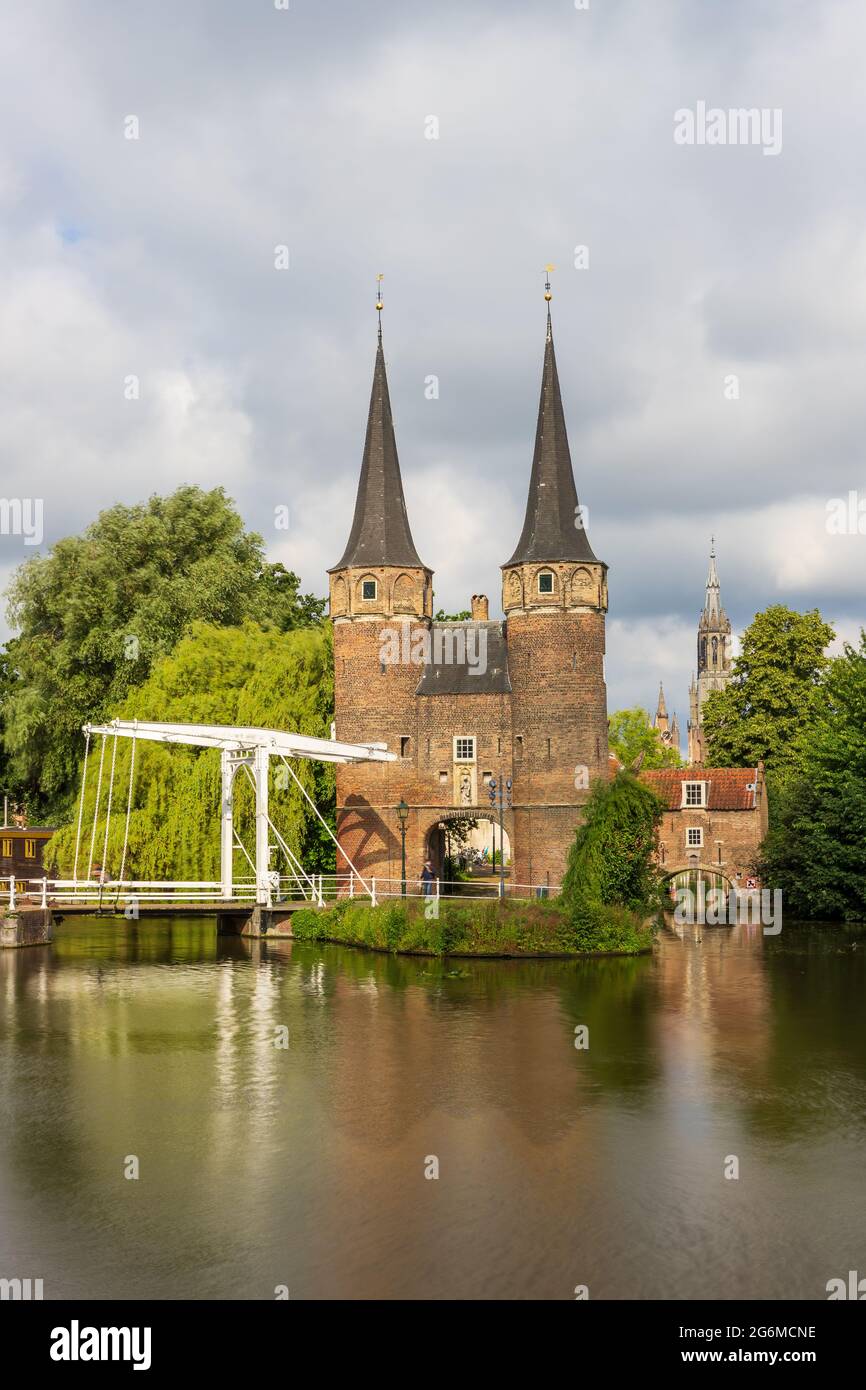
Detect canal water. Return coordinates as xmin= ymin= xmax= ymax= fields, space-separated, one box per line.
xmin=1 ymin=915 xmax=864 ymax=1301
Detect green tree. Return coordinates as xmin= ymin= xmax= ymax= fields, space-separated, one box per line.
xmin=561 ymin=771 xmax=664 ymax=914
xmin=47 ymin=621 xmax=336 ymax=882
xmin=761 ymin=634 xmax=866 ymax=921
xmin=434 ymin=609 xmax=472 ymax=621
xmin=703 ymin=606 xmax=835 ymax=775
xmin=1 ymin=487 xmax=325 ymax=819
xmin=608 ymin=707 xmax=683 ymax=768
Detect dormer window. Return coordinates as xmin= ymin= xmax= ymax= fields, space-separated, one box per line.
xmin=682 ymin=781 xmax=706 ymax=808
xmin=538 ymin=571 xmax=555 ymax=594
xmin=361 ymin=579 xmax=377 ymax=601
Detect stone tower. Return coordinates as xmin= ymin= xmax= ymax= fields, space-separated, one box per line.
xmin=501 ymin=301 xmax=609 ymax=887
xmin=687 ymin=540 xmax=732 ymax=765
xmin=328 ymin=319 xmax=433 ymax=883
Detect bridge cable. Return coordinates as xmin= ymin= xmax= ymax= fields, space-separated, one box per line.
xmin=86 ymin=734 xmax=107 ymax=881
xmin=117 ymin=725 xmax=137 ymax=887
xmin=100 ymin=728 xmax=119 ymax=884
xmin=72 ymin=729 xmax=91 ymax=887
xmin=278 ymin=753 xmax=373 ymax=898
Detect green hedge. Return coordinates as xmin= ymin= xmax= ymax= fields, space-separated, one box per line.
xmin=288 ymin=894 xmax=653 ymax=958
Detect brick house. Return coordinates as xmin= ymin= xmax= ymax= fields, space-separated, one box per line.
xmin=328 ymin=300 xmax=609 ymax=890
xmin=639 ymin=765 xmax=768 ymax=889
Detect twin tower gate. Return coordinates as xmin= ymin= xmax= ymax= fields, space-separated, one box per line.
xmin=74 ymin=719 xmax=396 ymax=908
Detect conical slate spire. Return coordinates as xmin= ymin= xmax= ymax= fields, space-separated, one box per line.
xmin=505 ymin=317 xmax=598 ymax=567
xmin=330 ymin=336 xmax=426 ymax=572
xmin=654 ymin=682 xmax=668 ymax=725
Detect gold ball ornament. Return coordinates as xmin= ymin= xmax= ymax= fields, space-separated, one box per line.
xmin=544 ymin=291 xmax=552 ymax=301
xmin=376 ymin=301 xmax=384 ymax=310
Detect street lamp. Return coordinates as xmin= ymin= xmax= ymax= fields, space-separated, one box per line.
xmin=488 ymin=775 xmax=512 ymax=900
xmin=397 ymin=799 xmax=409 ymax=897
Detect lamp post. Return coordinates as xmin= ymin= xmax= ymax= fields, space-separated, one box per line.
xmin=397 ymin=799 xmax=409 ymax=897
xmin=488 ymin=775 xmax=512 ymax=900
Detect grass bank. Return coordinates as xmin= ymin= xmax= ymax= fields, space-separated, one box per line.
xmin=288 ymin=895 xmax=655 ymax=958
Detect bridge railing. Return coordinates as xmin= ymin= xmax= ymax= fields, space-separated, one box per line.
xmin=270 ymin=873 xmax=562 ymax=906
xmin=0 ymin=873 xmax=561 ymax=911
xmin=0 ymin=878 xmax=258 ymax=909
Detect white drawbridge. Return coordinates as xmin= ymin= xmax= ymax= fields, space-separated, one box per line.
xmin=45 ymin=718 xmax=396 ymax=909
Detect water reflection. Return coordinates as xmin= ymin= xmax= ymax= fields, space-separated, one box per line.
xmin=0 ymin=915 xmax=864 ymax=1299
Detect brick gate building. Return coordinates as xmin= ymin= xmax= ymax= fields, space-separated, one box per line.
xmin=328 ymin=297 xmax=609 ymax=891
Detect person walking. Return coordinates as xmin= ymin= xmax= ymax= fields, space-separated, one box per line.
xmin=420 ymin=860 xmax=436 ymax=897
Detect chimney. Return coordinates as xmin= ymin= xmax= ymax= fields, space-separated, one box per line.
xmin=471 ymin=594 xmax=489 ymax=621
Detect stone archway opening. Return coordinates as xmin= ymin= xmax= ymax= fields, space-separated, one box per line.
xmin=663 ymin=864 xmax=736 ymax=922
xmin=425 ymin=814 xmax=512 ymax=895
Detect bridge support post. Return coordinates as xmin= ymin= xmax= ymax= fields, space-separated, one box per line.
xmin=220 ymin=750 xmax=235 ymax=901
xmin=254 ymin=745 xmax=271 ymax=907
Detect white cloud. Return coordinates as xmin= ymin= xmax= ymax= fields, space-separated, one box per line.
xmin=0 ymin=0 xmax=864 ymax=720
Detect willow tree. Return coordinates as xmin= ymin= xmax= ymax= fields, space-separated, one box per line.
xmin=48 ymin=621 xmax=336 ymax=882
xmin=561 ymin=771 xmax=664 ymax=917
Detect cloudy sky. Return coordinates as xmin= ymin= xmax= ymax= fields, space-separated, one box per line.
xmin=2 ymin=0 xmax=865 ymax=737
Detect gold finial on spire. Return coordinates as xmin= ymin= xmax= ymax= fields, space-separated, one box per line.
xmin=544 ymin=265 xmax=554 ymax=340
xmin=376 ymin=273 xmax=384 ymax=341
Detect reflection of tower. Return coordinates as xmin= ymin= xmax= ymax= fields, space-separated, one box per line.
xmin=688 ymin=540 xmax=732 ymax=765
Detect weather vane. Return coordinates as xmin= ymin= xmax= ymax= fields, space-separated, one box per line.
xmin=544 ymin=265 xmax=555 ymax=338
xmin=376 ymin=273 xmax=384 ymax=341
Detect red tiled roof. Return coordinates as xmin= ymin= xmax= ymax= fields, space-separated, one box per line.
xmin=639 ymin=767 xmax=760 ymax=811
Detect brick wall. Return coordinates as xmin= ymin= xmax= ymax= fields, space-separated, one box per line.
xmin=506 ymin=609 xmax=609 ymax=885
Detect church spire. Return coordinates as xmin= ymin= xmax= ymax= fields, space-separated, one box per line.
xmin=688 ymin=536 xmax=733 ymax=764
xmin=654 ymin=682 xmax=670 ymax=733
xmin=704 ymin=536 xmax=722 ymax=621
xmin=330 ymin=284 xmax=426 ymax=572
xmin=504 ymin=271 xmax=599 ymax=567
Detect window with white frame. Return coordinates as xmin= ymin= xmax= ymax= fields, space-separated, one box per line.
xmin=538 ymin=570 xmax=555 ymax=594
xmin=683 ymin=781 xmax=706 ymax=808
xmin=361 ymin=578 xmax=377 ymax=601
xmin=686 ymin=827 xmax=703 ymax=848
xmin=453 ymin=736 xmax=476 ymax=762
